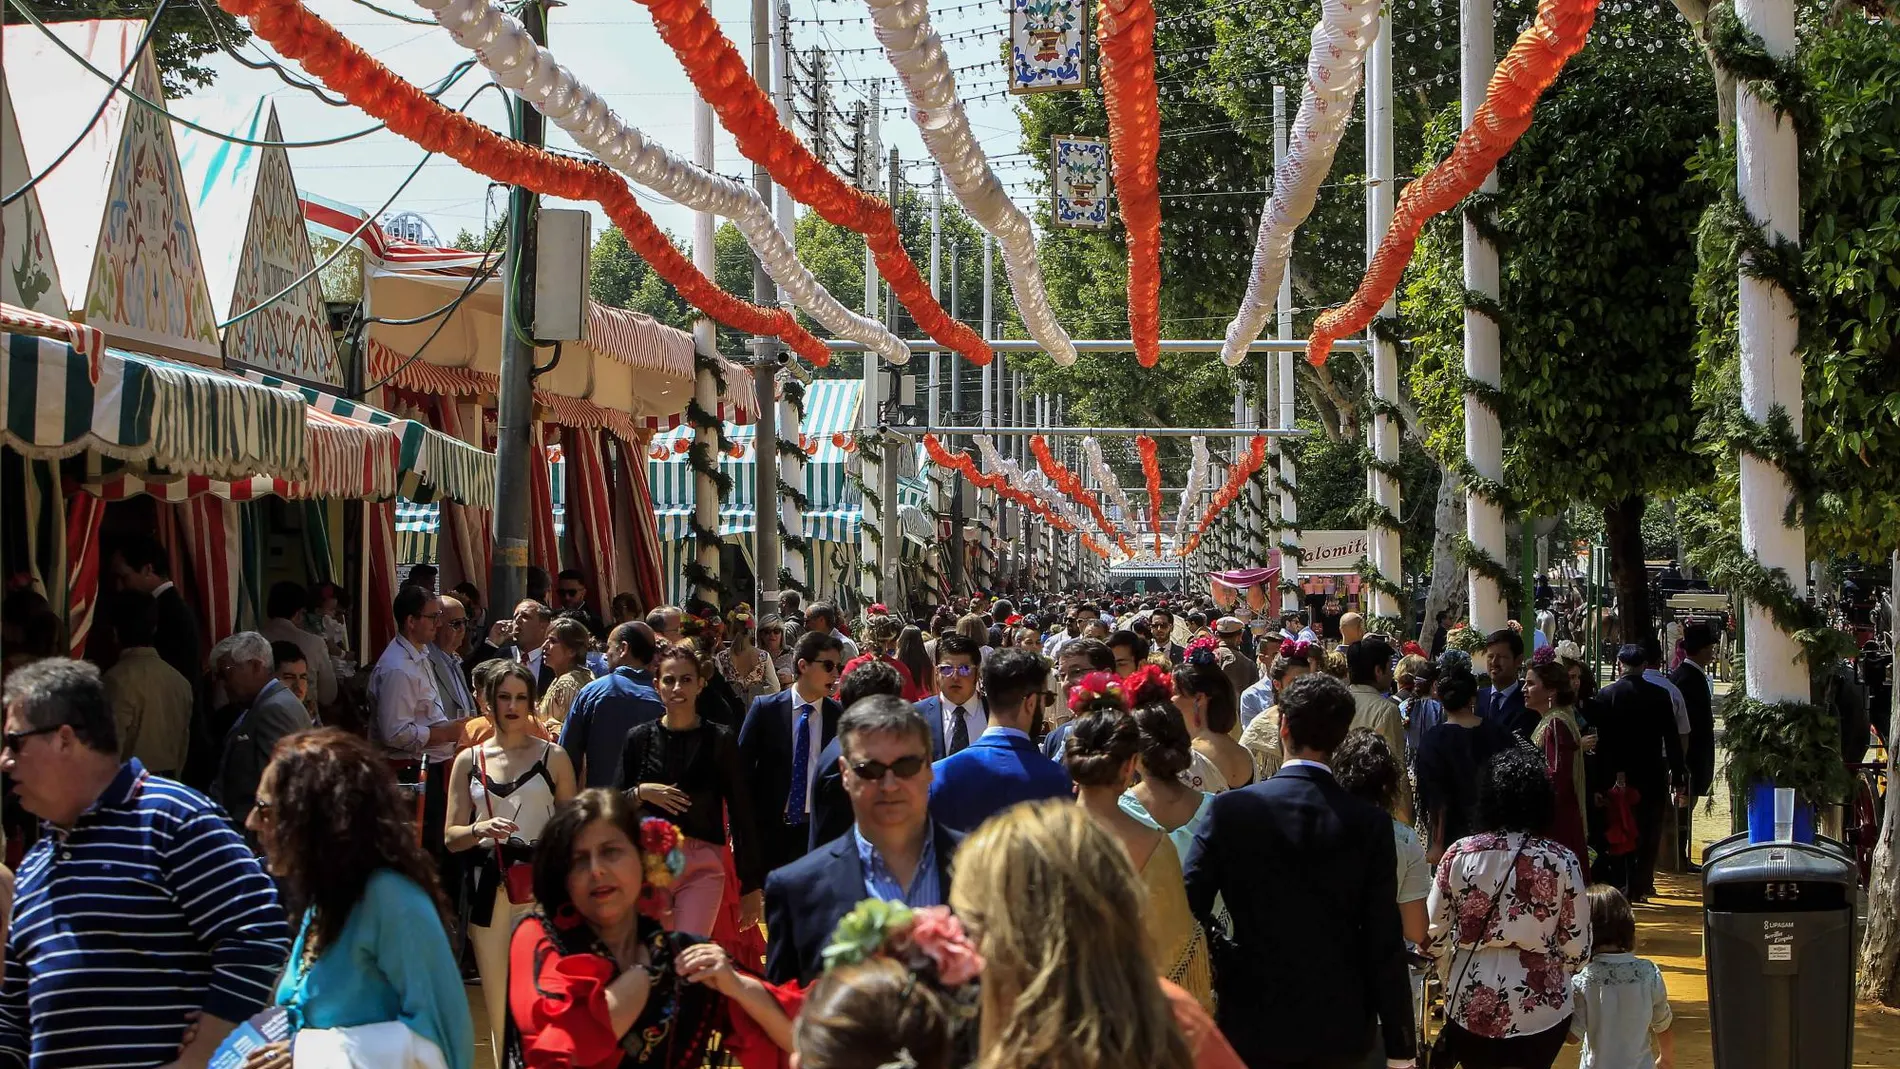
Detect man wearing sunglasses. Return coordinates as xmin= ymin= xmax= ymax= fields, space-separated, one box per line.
xmin=912 ymin=634 xmax=986 ymax=759
xmin=553 ymin=568 xmax=606 ymax=641
xmin=425 ymin=593 xmax=477 ymax=720
xmin=739 ymin=630 xmax=846 ymax=873
xmin=763 ymin=695 xmax=959 ymax=984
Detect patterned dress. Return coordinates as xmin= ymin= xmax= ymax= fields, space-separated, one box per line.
xmin=1425 ymin=831 xmax=1590 ymax=1040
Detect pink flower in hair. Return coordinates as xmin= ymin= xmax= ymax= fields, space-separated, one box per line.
xmin=904 ymin=906 xmax=985 ymax=987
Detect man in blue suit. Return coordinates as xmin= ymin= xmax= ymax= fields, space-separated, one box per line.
xmin=765 ymin=695 xmax=961 ymax=983
xmin=1479 ymin=627 xmax=1539 ymax=739
xmin=927 ymin=648 xmax=1071 ymax=833
xmin=911 ymin=633 xmax=987 ymax=759
xmin=739 ymin=630 xmax=845 ymax=873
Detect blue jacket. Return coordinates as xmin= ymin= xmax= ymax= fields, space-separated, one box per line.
xmin=1478 ymin=682 xmax=1539 ymax=739
xmin=927 ymin=729 xmax=1071 ymax=833
xmin=763 ymin=821 xmax=963 ymax=985
xmin=559 ymin=666 xmax=664 ymax=788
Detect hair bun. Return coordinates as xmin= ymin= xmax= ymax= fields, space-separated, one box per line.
xmin=1123 ymin=663 xmax=1175 ymax=707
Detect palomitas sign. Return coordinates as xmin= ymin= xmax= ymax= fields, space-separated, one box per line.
xmin=1300 ymin=530 xmax=1370 ymax=574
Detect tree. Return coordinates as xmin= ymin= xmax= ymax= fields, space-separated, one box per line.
xmin=1399 ymin=12 xmax=1716 ymax=642
xmin=5 ymin=3 xmax=251 ymax=96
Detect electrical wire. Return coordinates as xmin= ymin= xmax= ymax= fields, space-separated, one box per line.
xmin=186 ymin=0 xmax=354 ymax=106
xmin=341 ymin=0 xmax=439 ymax=25
xmin=355 ymin=220 xmax=508 ymax=396
xmin=1 ymin=0 xmax=170 ymax=208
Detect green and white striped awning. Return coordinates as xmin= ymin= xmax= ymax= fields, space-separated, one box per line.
xmin=240 ymin=369 xmax=495 ymax=507
xmin=2 ymin=333 xmax=308 ymax=482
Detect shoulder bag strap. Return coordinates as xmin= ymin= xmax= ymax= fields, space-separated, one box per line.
xmin=1441 ymin=837 xmax=1531 ymax=1017
xmin=477 ymin=744 xmax=505 ymax=872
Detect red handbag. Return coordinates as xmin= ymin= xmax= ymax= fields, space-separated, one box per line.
xmin=476 ymin=744 xmax=537 ymax=904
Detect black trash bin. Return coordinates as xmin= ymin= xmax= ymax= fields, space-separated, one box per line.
xmin=1702 ymin=833 xmax=1857 ymax=1069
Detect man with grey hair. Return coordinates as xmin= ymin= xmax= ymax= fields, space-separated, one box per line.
xmin=0 ymin=658 xmax=289 ymax=1067
xmin=428 ymin=593 xmax=477 ymax=720
xmin=209 ymin=631 xmax=313 ymax=830
xmin=763 ymin=694 xmax=960 ymax=984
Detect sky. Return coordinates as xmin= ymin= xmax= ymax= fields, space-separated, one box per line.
xmin=197 ymin=0 xmax=1043 ymax=248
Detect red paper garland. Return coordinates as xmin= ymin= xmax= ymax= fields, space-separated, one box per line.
xmin=1136 ymin=435 xmax=1164 ymax=555
xmin=1305 ymin=0 xmax=1599 ymax=365
xmin=1028 ymin=435 xmax=1133 ymax=556
xmin=217 ymin=0 xmax=831 ymax=368
xmin=638 ymin=0 xmax=991 ymax=367
xmin=923 ymin=434 xmax=1109 ymax=559
xmin=1096 ymin=0 xmax=1161 ymax=367
xmin=1178 ymin=435 xmax=1267 ymax=556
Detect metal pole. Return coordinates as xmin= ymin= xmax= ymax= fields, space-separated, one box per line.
xmin=1367 ymin=1 xmax=1400 ymax=622
xmin=751 ymin=0 xmax=780 ymax=613
xmin=489 ymin=0 xmax=547 ymax=616
xmin=863 ymin=85 xmax=880 ymax=323
xmin=821 ymin=337 xmax=1356 ymax=355
xmin=691 ymin=95 xmax=722 ymax=606
xmin=1274 ymin=83 xmax=1300 ymax=614
xmin=880 ymin=147 xmax=904 ymax=610
xmin=773 ymin=2 xmax=795 ymax=241
xmin=1462 ymin=0 xmax=1506 ymax=631
xmin=929 ymin=169 xmax=942 ymax=432
xmin=1735 ymin=0 xmax=1805 ymax=706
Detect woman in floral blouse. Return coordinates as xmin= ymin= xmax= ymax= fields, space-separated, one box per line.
xmin=1426 ymin=748 xmax=1591 ymax=1069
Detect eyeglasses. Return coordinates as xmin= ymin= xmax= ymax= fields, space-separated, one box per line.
xmin=251 ymin=798 xmax=274 ymax=816
xmin=849 ymin=755 xmax=928 ymax=782
xmin=445 ymin=619 xmax=468 ymax=630
xmin=810 ymin=659 xmax=840 ymax=673
xmin=936 ymin=663 xmax=975 ymax=677
xmin=419 ymin=611 xmax=442 ymax=621
xmin=2 ymin=725 xmax=59 ymax=753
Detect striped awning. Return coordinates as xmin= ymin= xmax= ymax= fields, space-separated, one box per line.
xmin=241 ymin=369 xmax=495 ymax=507
xmin=648 ymin=379 xmax=861 ymax=513
xmin=653 ymin=506 xmax=755 ymax=540
xmin=2 ymin=333 xmax=307 ymax=481
xmin=1 ymin=303 xmax=103 ymax=381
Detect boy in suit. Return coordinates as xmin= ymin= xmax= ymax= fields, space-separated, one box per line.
xmin=911 ymin=633 xmax=986 ymax=758
xmin=927 ymin=648 xmax=1070 ymax=833
xmin=739 ymin=630 xmax=845 ymax=872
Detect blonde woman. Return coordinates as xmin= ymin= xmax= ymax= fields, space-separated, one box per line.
xmin=949 ymin=801 xmax=1244 ymax=1069
xmin=537 ymin=617 xmax=594 ymax=729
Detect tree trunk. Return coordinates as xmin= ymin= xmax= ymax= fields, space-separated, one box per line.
xmin=1859 ymin=555 xmax=1900 ymax=1005
xmin=1420 ymin=460 xmax=1468 ymax=647
xmin=1602 ymin=494 xmax=1653 ymax=651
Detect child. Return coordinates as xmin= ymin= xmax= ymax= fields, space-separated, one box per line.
xmin=1570 ymin=884 xmax=1675 ymax=1069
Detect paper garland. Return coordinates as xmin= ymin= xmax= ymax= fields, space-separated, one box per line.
xmin=859 ymin=0 xmax=1078 ymax=365
xmin=632 ymin=0 xmax=990 ymax=366
xmin=1218 ymin=0 xmax=1382 ymax=366
xmin=1028 ymin=434 xmax=1133 ymax=555
xmin=410 ymin=0 xmax=909 ymax=366
xmin=1178 ymin=435 xmax=1267 ymax=557
xmin=1304 ymin=0 xmax=1601 ymax=365
xmin=923 ymin=433 xmax=1111 ymax=558
xmin=1096 ymin=0 xmax=1161 ymax=367
xmin=215 ymin=0 xmax=835 ymax=365
xmin=1172 ymin=435 xmax=1210 ymax=547
xmin=1080 ymin=436 xmax=1143 ymax=557
xmin=1136 ymin=434 xmax=1163 ymax=555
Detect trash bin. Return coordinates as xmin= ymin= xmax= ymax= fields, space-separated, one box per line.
xmin=1702 ymin=833 xmax=1857 ymax=1069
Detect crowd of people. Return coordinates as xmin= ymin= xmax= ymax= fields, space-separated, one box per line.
xmin=0 ymin=561 xmax=1711 ymax=1069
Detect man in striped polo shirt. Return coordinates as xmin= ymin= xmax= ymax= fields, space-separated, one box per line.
xmin=0 ymin=658 xmax=291 ymax=1069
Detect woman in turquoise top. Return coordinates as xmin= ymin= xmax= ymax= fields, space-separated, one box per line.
xmin=243 ymin=728 xmax=475 ymax=1069
xmin=1116 ymin=686 xmax=1217 ymax=862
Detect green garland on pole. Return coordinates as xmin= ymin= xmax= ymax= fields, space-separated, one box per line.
xmin=1452 ymin=532 xmax=1515 ymax=595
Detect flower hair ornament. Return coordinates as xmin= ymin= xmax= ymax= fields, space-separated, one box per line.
xmin=1281 ymin=639 xmax=1317 ymax=661
xmin=1066 ymin=671 xmax=1127 ymax=714
xmin=1183 ymin=634 xmax=1221 ymax=666
xmin=635 ymin=818 xmax=688 ymax=921
xmin=1122 ymin=663 xmax=1175 ymax=707
xmin=821 ymin=899 xmax=984 ymax=989
xmin=1401 ymin=640 xmax=1427 ymax=659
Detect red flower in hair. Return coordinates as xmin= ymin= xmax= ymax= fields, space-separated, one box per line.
xmin=1122 ymin=663 xmax=1175 ymax=707
xmin=1067 ymin=671 xmax=1127 ymax=713
xmin=1401 ymin=640 xmax=1427 ymax=658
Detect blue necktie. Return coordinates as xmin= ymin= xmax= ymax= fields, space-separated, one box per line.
xmin=787 ymin=703 xmax=813 ymax=825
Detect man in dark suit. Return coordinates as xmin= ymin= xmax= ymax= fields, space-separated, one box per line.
xmin=739 ymin=630 xmax=845 ymax=873
xmin=467 ymin=599 xmax=556 ymax=697
xmin=208 ymin=631 xmax=314 ymax=833
xmin=1595 ymin=644 xmax=1687 ymax=902
xmin=1184 ymin=673 xmax=1415 ymax=1069
xmin=1670 ymin=623 xmax=1719 ymax=869
xmin=809 ymin=660 xmax=908 ymax=850
xmin=108 ymin=536 xmax=202 ymax=698
xmin=1479 ymin=628 xmax=1539 ymax=739
xmin=765 ymin=695 xmax=961 ymax=984
xmin=927 ymin=648 xmax=1070 ymax=833
xmin=1147 ymin=606 xmax=1185 ymax=664
xmin=552 ymin=568 xmax=607 ymax=641
xmin=912 ymin=633 xmax=986 ymax=759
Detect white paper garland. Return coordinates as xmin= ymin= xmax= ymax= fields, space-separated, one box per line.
xmin=1216 ymin=0 xmax=1382 ymax=366
xmin=1172 ymin=435 xmax=1210 ymax=546
xmin=1081 ymin=436 xmax=1139 ymax=549
xmin=974 ymin=434 xmax=1087 ymax=531
xmin=416 ymin=0 xmax=910 ymax=365
xmin=862 ymin=0 xmax=1077 ymax=365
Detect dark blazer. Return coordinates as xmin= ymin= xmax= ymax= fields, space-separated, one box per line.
xmin=763 ymin=821 xmax=963 ymax=984
xmin=926 ymin=730 xmax=1071 ymax=833
xmin=1669 ymin=660 xmax=1717 ymax=797
xmin=152 ymin=585 xmax=202 ymax=689
xmin=1479 ymin=681 xmax=1539 ymax=739
xmin=1594 ymin=673 xmax=1687 ymax=796
xmin=738 ymin=688 xmax=843 ymax=872
xmin=808 ymin=735 xmax=853 ymax=853
xmin=1183 ymin=763 xmax=1414 ymax=1066
xmin=911 ymin=695 xmax=991 ymax=759
xmin=466 ymin=642 xmax=555 ymax=697
xmin=211 ymin=683 xmax=313 ymax=830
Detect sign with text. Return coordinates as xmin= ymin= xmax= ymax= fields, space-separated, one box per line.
xmin=1300 ymin=530 xmax=1370 ymax=574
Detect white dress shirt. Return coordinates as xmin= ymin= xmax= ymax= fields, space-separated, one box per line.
xmin=261 ymin=616 xmax=337 ymax=707
xmin=791 ymin=687 xmax=827 ymax=817
xmin=370 ymin=635 xmax=450 ymax=763
xmin=940 ymin=697 xmax=987 ymax=749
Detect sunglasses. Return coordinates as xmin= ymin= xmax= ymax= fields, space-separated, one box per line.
xmin=559 ymin=588 xmax=584 ymax=598
xmin=810 ymin=659 xmax=840 ymax=673
xmin=850 ymin=755 xmax=928 ymax=782
xmin=3 ymin=725 xmax=60 ymax=752
xmin=935 ymin=663 xmax=975 ymax=677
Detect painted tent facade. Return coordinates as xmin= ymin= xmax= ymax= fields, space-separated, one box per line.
xmin=1 ymin=80 xmax=68 ymax=319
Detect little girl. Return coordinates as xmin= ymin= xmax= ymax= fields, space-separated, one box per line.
xmin=1570 ymin=885 xmax=1676 ymax=1069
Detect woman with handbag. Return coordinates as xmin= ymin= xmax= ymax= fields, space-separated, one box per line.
xmin=448 ymin=660 xmax=579 ymax=1060
xmin=242 ymin=728 xmax=474 ymax=1069
xmin=1425 ymin=749 xmax=1591 ymax=1069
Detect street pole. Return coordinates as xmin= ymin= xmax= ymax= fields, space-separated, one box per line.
xmin=948 ymin=236 xmax=963 ymax=592
xmin=880 ymin=147 xmax=903 ymax=610
xmin=949 ymin=236 xmax=961 ymax=431
xmin=751 ymin=0 xmax=780 ymax=614
xmin=691 ymin=95 xmax=722 ymax=607
xmin=1366 ymin=1 xmax=1400 ymax=623
xmin=929 ymin=168 xmax=942 ymax=432
xmin=489 ymin=0 xmax=547 ymax=617
xmin=772 ymin=2 xmax=805 ymax=599
xmin=1462 ymin=0 xmax=1506 ymax=631
xmin=978 ymin=234 xmax=993 ymax=591
xmin=1274 ymin=83 xmax=1301 ymax=614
